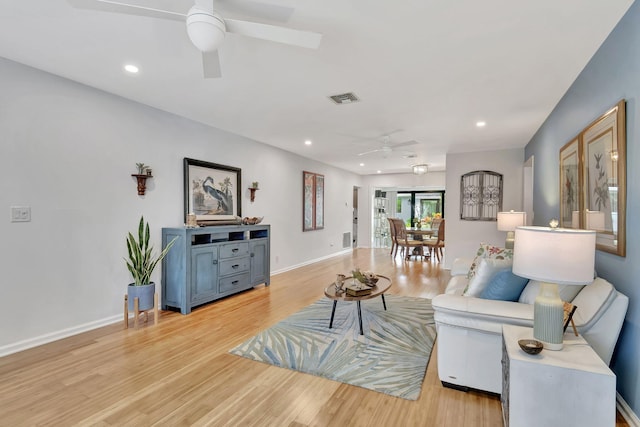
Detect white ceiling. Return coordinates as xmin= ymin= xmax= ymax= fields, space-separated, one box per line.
xmin=0 ymin=0 xmax=633 ymax=175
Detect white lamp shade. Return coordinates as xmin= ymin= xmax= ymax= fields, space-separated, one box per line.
xmin=497 ymin=211 xmax=526 ymax=231
xmin=512 ymin=226 xmax=596 ymax=285
xmin=586 ymin=210 xmax=605 ymax=231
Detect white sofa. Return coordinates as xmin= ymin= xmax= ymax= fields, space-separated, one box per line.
xmin=432 ymin=258 xmax=628 ymax=394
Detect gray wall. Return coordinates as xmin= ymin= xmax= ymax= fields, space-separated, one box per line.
xmin=444 ymin=148 xmax=525 ymax=268
xmin=525 ymin=1 xmax=640 ymax=413
xmin=0 ymin=58 xmax=361 ymax=354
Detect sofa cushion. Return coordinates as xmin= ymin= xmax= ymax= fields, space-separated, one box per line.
xmin=445 ymin=275 xmax=469 ymax=295
xmin=479 ymin=269 xmax=529 ymax=301
xmin=463 ymin=257 xmax=513 ymax=297
xmin=467 ymin=243 xmax=513 ymax=280
xmin=518 ymin=280 xmax=585 ymax=304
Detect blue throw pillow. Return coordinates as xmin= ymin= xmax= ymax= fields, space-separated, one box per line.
xmin=479 ymin=269 xmax=529 ymax=301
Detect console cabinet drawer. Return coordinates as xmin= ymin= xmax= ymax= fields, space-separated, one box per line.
xmin=219 ymin=256 xmax=250 ymax=276
xmin=220 ymin=242 xmax=249 ymax=258
xmin=219 ymin=273 xmax=251 ymax=294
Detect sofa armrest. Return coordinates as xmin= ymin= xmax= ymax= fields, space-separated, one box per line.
xmin=432 ymin=294 xmax=534 ymax=334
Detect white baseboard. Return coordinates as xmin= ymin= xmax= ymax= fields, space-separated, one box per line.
xmin=0 ymin=315 xmax=122 ymax=357
xmin=618 ymin=392 xmax=640 ymax=427
xmin=272 ymin=249 xmax=353 ymax=276
xmin=1 ymin=250 xmax=354 ymax=358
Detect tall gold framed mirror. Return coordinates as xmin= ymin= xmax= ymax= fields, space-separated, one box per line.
xmin=560 ymin=100 xmax=626 ymax=257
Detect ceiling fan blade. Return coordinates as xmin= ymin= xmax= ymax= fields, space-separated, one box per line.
xmin=357 ymin=149 xmax=383 ymax=156
xmin=214 ymin=0 xmax=294 ymax=23
xmin=67 ymin=0 xmax=185 ymax=21
xmin=202 ymin=51 xmax=222 ymax=78
xmin=224 ymin=18 xmax=322 ymax=49
xmin=194 ymin=0 xmax=214 ymax=13
xmin=392 ymin=140 xmax=419 ymax=148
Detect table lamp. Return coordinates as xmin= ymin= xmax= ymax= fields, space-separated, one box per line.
xmin=497 ymin=211 xmax=526 ymax=249
xmin=512 ymin=225 xmax=596 ymax=350
xmin=586 ymin=210 xmax=605 ymax=231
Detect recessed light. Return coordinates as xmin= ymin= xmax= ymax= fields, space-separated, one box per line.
xmin=377 ymin=170 xmax=381 ymax=174
xmin=359 ymin=163 xmax=365 ymax=167
xmin=124 ymin=64 xmax=139 ymax=74
xmin=476 ymin=121 xmax=486 ymax=127
xmin=304 ymin=140 xmax=312 ymax=146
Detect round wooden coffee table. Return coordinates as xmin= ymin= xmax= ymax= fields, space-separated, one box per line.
xmin=324 ymin=275 xmax=392 ymax=335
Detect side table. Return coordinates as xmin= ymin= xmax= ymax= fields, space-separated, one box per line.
xmin=501 ymin=325 xmax=616 ymax=427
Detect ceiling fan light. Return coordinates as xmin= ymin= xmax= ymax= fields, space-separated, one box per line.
xmin=186 ymin=7 xmax=226 ymax=52
xmin=412 ymin=164 xmax=428 ymax=175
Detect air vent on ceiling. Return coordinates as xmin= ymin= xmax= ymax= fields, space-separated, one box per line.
xmin=329 ymin=92 xmax=360 ymax=105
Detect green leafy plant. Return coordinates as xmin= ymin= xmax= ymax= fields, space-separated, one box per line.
xmin=135 ymin=162 xmax=148 ymax=174
xmin=125 ymin=216 xmax=177 ymax=286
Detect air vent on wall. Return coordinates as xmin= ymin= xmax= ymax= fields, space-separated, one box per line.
xmin=329 ymin=92 xmax=360 ymax=105
xmin=343 ymin=232 xmax=351 ymax=248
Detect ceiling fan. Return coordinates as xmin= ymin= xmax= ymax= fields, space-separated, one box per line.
xmin=67 ymin=0 xmax=323 ymax=78
xmin=357 ymin=135 xmax=419 ymax=157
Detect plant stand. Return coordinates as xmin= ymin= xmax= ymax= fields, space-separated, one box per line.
xmin=124 ymin=293 xmax=158 ymax=329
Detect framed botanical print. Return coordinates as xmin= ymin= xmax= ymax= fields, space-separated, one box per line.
xmin=559 ymin=137 xmax=581 ymax=229
xmin=303 ymin=171 xmax=324 ymax=231
xmin=184 ymin=158 xmax=241 ymax=224
xmin=581 ymin=100 xmax=626 ymax=256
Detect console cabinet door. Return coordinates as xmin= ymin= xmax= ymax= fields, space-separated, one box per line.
xmin=250 ymin=239 xmax=269 ymax=285
xmin=190 ymin=246 xmax=219 ymax=304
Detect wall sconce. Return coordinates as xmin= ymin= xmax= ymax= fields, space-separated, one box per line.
xmin=249 ymin=181 xmax=259 ymax=202
xmin=412 ymin=164 xmax=428 ymax=175
xmin=132 ymin=162 xmax=152 ymax=195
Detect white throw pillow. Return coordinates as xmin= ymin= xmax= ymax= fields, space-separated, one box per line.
xmin=518 ymin=280 xmax=586 ymax=304
xmin=463 ymin=257 xmax=513 ymax=297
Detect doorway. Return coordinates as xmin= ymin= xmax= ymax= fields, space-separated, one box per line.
xmin=396 ymin=191 xmax=445 ymax=227
xmin=352 ymin=186 xmax=359 ymax=247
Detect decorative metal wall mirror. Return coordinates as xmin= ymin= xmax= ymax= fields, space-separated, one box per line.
xmin=571 ymin=100 xmax=626 ymax=257
xmin=460 ymin=170 xmax=503 ymax=221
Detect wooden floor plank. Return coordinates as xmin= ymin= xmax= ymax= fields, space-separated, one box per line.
xmin=0 ymin=248 xmax=628 ymax=426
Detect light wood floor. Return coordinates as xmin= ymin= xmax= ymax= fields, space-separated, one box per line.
xmin=0 ymin=249 xmax=629 ymax=426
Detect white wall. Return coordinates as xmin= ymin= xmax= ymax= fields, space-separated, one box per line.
xmin=358 ymin=172 xmax=446 ymax=247
xmin=444 ymin=149 xmax=525 ymax=268
xmin=0 ymin=58 xmax=361 ymax=354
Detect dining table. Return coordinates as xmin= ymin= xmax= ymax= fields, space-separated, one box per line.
xmin=405 ymin=227 xmax=436 ymax=259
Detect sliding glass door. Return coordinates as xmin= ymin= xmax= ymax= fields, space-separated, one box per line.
xmin=396 ymin=191 xmax=444 ymax=227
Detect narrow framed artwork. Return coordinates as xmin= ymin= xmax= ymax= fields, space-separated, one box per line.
xmin=303 ymin=171 xmax=324 ymax=231
xmin=581 ymin=100 xmax=626 ymax=256
xmin=184 ymin=158 xmax=241 ymax=224
xmin=559 ymin=137 xmax=581 ymax=229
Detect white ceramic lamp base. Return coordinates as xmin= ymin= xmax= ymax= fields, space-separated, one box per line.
xmin=533 ymin=282 xmax=564 ymax=350
xmin=505 ymin=231 xmax=515 ymax=249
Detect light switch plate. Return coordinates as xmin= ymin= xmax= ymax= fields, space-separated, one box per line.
xmin=10 ymin=206 xmax=31 ymax=222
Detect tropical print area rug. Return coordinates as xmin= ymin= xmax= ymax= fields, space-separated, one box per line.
xmin=229 ymin=294 xmax=435 ymax=400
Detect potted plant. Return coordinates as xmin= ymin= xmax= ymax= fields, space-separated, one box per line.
xmin=125 ymin=216 xmax=177 ymax=311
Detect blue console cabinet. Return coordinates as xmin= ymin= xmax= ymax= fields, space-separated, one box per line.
xmin=161 ymin=224 xmax=270 ymax=314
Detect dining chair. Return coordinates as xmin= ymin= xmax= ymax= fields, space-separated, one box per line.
xmin=393 ymin=218 xmax=425 ymax=260
xmin=425 ymin=218 xmax=445 ymax=262
xmin=387 ymin=217 xmax=398 ymax=256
